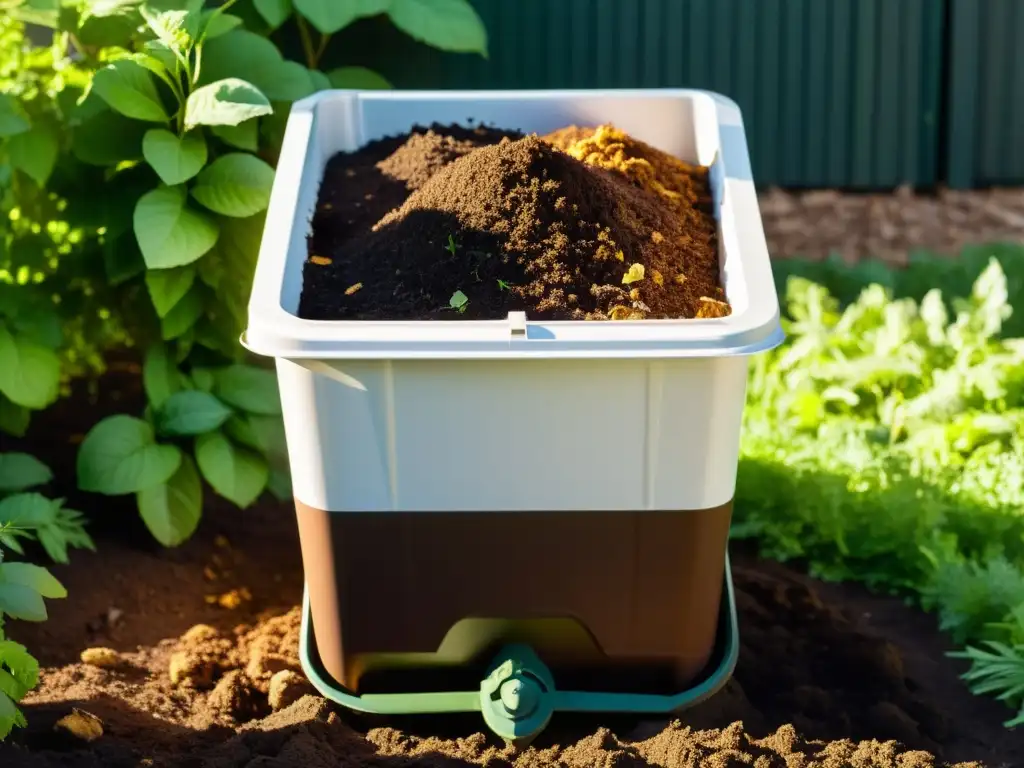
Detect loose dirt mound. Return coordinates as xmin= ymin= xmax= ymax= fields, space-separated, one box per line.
xmin=300 ymin=123 xmax=726 ymax=322
xmin=3 ymin=556 xmax=1014 ymax=767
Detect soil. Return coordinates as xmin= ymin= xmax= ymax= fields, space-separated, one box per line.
xmin=760 ymin=186 xmax=1024 ymax=263
xmin=300 ymin=123 xmax=727 ymax=322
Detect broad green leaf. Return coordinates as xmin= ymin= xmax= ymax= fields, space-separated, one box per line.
xmin=184 ymin=78 xmax=273 ymax=130
xmin=198 ymin=31 xmax=314 ymax=101
xmin=134 ymin=185 xmax=220 ymax=269
xmin=0 ymin=583 xmax=47 ymax=622
xmin=124 ymin=52 xmax=174 ymax=83
xmin=0 ymin=563 xmax=66 ymax=599
xmin=0 ymin=396 xmax=30 ymax=438
xmin=146 ymin=263 xmax=197 ymax=318
xmin=136 ymin=454 xmax=202 ymax=546
xmin=9 ymin=0 xmax=60 ymax=26
xmin=225 ymin=413 xmax=286 ymax=460
xmin=196 ymin=213 xmax=264 ymax=340
xmin=143 ymin=39 xmax=178 ymax=72
xmin=327 ymin=66 xmax=392 ymax=90
xmin=0 ymin=691 xmax=22 ymax=741
xmin=0 ymin=454 xmax=52 ymax=493
xmin=9 ymin=306 xmax=62 ymax=350
xmin=92 ymin=59 xmax=170 ymax=123
xmin=191 ymin=153 xmax=275 ymax=217
xmin=77 ymin=415 xmax=182 ymax=495
xmin=160 ymin=285 xmax=205 ymax=340
xmin=309 ymin=68 xmax=332 ymax=92
xmin=8 ymin=124 xmax=59 ymax=186
xmin=214 ymin=364 xmax=281 ymax=415
xmin=139 ymin=6 xmax=193 ymax=55
xmin=0 ymin=326 xmax=61 ymax=410
xmin=143 ymin=343 xmax=182 ymax=408
xmin=267 ymin=465 xmax=292 ymax=500
xmin=389 ymin=0 xmax=487 ymax=54
xmin=155 ymin=390 xmax=232 ymax=436
xmin=211 ymin=120 xmax=259 ymax=151
xmin=71 ymin=108 xmax=148 ymax=166
xmin=0 ymin=640 xmax=39 ymax=701
xmin=190 ymin=367 xmax=215 ymax=392
xmin=143 ymin=129 xmax=207 ymax=185
xmin=254 ymin=0 xmax=292 ymax=28
xmin=201 ymin=10 xmax=243 ymax=38
xmin=0 ymin=95 xmax=31 ymax=138
xmin=0 ymin=493 xmax=57 ymax=528
xmin=195 ymin=432 xmax=268 ymax=507
xmin=294 ymin=0 xmax=388 ymax=34
xmin=78 ymin=0 xmax=143 ymax=47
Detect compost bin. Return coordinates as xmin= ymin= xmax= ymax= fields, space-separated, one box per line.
xmin=243 ymin=89 xmax=784 ymax=745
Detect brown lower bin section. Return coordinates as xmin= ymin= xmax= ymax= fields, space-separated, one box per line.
xmin=294 ymin=501 xmax=733 ymax=695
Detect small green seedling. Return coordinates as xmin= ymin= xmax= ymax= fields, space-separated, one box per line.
xmin=497 ymin=279 xmax=512 ymax=291
xmin=449 ymin=290 xmax=469 ymax=313
xmin=445 ymin=234 xmax=458 ymax=256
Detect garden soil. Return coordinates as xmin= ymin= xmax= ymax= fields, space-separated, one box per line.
xmin=300 ymin=123 xmax=728 ymax=322
xmin=0 ymin=367 xmax=1019 ymax=768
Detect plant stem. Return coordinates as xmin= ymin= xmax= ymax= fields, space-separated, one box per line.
xmin=192 ymin=43 xmax=203 ymax=86
xmin=296 ymin=14 xmax=317 ymax=68
xmin=315 ymin=33 xmax=332 ymax=66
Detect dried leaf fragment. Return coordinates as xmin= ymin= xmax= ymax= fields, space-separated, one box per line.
xmin=622 ymin=263 xmax=645 ymax=285
xmin=55 ymin=709 xmax=103 ymax=742
xmin=652 ymin=270 xmax=664 ymax=286
xmin=608 ymin=305 xmax=645 ymax=320
xmin=696 ymin=297 xmax=731 ymax=318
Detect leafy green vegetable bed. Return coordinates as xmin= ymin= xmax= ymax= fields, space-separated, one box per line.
xmin=735 ymin=247 xmax=1024 ymax=727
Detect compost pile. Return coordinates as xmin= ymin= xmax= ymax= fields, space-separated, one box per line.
xmin=300 ymin=123 xmax=729 ymax=321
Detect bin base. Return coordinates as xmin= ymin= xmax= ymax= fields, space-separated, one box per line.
xmin=298 ymin=552 xmax=739 ymax=746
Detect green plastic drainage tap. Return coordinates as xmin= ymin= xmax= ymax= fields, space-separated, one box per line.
xmin=298 ymin=553 xmax=740 ymax=746
xmin=480 ymin=646 xmax=556 ymax=746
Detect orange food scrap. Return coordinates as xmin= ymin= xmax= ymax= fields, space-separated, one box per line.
xmin=345 ymin=282 xmax=363 ymax=295
xmin=696 ymin=297 xmax=731 ymax=318
xmin=207 ymin=588 xmax=252 ymax=610
xmin=310 ymin=255 xmax=332 ymax=266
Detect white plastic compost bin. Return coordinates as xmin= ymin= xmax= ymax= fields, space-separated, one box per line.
xmin=243 ymin=89 xmax=783 ymax=745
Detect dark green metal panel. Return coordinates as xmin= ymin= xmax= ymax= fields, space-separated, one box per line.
xmin=405 ymin=0 xmax=945 ymax=189
xmin=324 ymin=1 xmax=945 ymax=189
xmin=947 ymin=0 xmax=1024 ymax=187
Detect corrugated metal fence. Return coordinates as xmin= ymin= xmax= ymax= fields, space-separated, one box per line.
xmin=334 ymin=0 xmax=1022 ymax=190
xmin=946 ymin=0 xmax=1024 ymax=188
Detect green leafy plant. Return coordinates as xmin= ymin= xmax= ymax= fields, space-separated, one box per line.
xmin=735 ymin=252 xmax=1024 ymax=728
xmin=448 ymin=289 xmax=468 ymax=313
xmin=0 ymin=0 xmax=489 ymax=549
xmin=0 ymin=451 xmax=90 ymax=739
